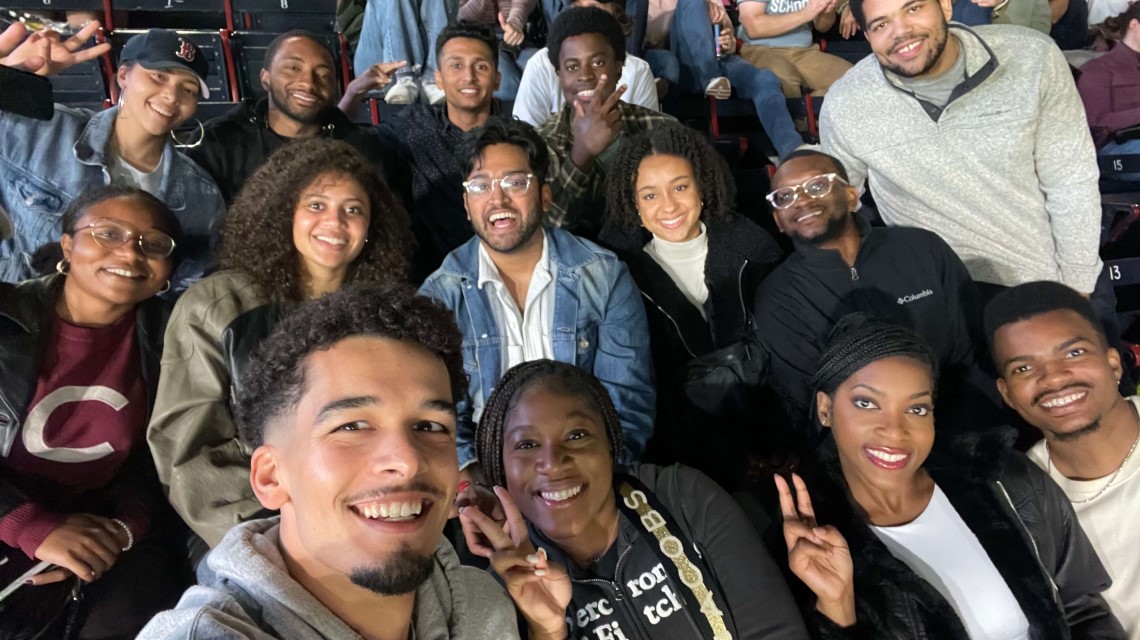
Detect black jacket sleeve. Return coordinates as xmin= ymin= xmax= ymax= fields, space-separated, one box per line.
xmin=0 ymin=66 xmax=53 ymax=120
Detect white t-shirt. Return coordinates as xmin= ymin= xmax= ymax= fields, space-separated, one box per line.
xmin=1027 ymin=396 xmax=1140 ymax=639
xmin=512 ymin=47 xmax=660 ymax=127
xmin=871 ymin=485 xmax=1031 ymax=640
xmin=644 ymin=223 xmax=710 ymax=318
xmin=109 ymin=152 xmax=163 ymax=196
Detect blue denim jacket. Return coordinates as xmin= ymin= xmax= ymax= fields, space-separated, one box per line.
xmin=0 ymin=105 xmax=225 ymax=291
xmin=419 ymin=227 xmax=656 ymax=469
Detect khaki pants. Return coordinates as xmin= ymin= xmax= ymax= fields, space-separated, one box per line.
xmin=739 ymin=44 xmax=852 ymax=98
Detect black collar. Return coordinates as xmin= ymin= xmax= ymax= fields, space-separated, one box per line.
xmin=880 ymin=23 xmax=999 ymax=122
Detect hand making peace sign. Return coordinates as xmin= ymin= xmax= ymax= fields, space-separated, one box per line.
xmin=569 ymin=74 xmax=628 ymax=170
xmin=0 ymin=22 xmax=110 ymax=76
xmin=459 ymin=486 xmax=571 ymax=640
xmin=775 ymin=473 xmax=857 ymax=627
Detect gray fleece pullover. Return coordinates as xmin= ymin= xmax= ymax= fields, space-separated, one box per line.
xmin=137 ymin=518 xmax=520 ymax=640
xmin=820 ymin=24 xmax=1102 ymax=293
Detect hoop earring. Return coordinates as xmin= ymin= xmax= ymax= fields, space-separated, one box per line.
xmin=157 ymin=280 xmax=171 ymax=295
xmin=55 ymin=259 xmax=70 ymax=275
xmin=170 ymin=120 xmax=206 ymax=149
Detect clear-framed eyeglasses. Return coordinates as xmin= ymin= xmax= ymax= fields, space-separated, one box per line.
xmin=765 ymin=173 xmax=848 ymax=210
xmin=462 ymin=172 xmax=535 ymax=198
xmin=80 ymin=218 xmax=177 ymax=259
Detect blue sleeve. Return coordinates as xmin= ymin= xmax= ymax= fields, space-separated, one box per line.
xmin=951 ymin=0 xmax=992 ymax=25
xmin=418 ymin=277 xmax=479 ymax=470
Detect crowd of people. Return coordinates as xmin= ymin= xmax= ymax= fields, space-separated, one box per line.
xmin=0 ymin=0 xmax=1138 ymax=637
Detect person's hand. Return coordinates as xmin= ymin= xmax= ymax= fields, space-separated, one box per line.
xmin=804 ymin=0 xmax=834 ymax=20
xmin=453 ymin=482 xmax=506 ymax=538
xmin=570 ymin=75 xmax=627 ymax=169
xmin=969 ymin=0 xmax=1000 ymax=6
xmin=31 ymin=514 xmax=125 ymax=585
xmin=460 ymin=487 xmax=571 ymax=639
xmin=838 ymin=6 xmax=861 ymax=38
xmin=776 ymin=473 xmax=856 ymax=626
xmin=499 ymin=13 xmax=525 ymax=47
xmin=0 ymin=21 xmax=110 ymax=76
xmin=346 ymin=60 xmax=406 ymax=96
xmin=718 ymin=25 xmax=736 ymax=55
xmin=708 ymin=0 xmax=729 ymax=25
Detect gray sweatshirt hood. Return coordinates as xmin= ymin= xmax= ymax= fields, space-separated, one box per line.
xmin=138 ymin=517 xmax=519 ymax=640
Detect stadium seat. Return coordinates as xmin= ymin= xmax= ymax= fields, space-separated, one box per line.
xmin=110 ymin=0 xmax=224 ymax=11
xmin=227 ymin=0 xmax=336 ymax=33
xmin=1100 ymin=154 xmax=1140 ymax=194
xmin=818 ymin=37 xmax=873 ymax=65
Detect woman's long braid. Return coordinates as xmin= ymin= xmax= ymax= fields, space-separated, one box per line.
xmin=475 ymin=360 xmax=624 ymax=489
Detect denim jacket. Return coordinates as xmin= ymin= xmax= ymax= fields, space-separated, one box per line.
xmin=0 ymin=105 xmax=225 ymax=291
xmin=419 ymin=227 xmax=656 ymax=469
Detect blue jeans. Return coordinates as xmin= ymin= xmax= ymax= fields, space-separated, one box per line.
xmin=952 ymin=0 xmax=992 ymax=25
xmin=638 ymin=0 xmax=803 ymax=158
xmin=1101 ymin=139 xmax=1140 ymax=155
xmin=497 ymin=47 xmax=539 ymax=100
xmin=354 ymin=0 xmax=458 ymax=76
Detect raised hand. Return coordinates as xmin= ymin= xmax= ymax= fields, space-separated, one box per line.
xmin=775 ymin=473 xmax=856 ymax=627
xmin=569 ymin=74 xmax=627 ymax=170
xmin=0 ymin=21 xmax=110 ymax=76
xmin=460 ymin=486 xmax=571 ymax=639
xmin=499 ymin=13 xmax=525 ymax=47
xmin=32 ymin=514 xmax=126 ymax=585
xmin=340 ymin=60 xmax=407 ymax=112
xmin=839 ymin=6 xmax=861 ymax=39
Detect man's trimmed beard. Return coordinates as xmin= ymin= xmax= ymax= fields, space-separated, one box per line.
xmin=1051 ymin=419 xmax=1103 ymax=443
xmin=269 ymin=83 xmax=325 ymax=125
xmin=349 ymin=547 xmax=435 ymax=596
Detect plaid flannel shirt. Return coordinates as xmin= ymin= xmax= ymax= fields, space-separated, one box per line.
xmin=538 ymin=101 xmax=676 ymax=231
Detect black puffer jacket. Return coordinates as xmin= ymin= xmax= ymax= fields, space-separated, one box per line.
xmin=599 ymin=215 xmax=784 ymax=488
xmin=790 ymin=429 xmax=1125 ymax=640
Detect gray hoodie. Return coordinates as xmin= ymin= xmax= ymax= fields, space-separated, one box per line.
xmin=138 ymin=518 xmax=520 ymax=640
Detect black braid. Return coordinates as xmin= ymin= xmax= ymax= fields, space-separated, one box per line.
xmin=811 ymin=313 xmax=939 ymax=423
xmin=475 ymin=360 xmax=623 ymax=489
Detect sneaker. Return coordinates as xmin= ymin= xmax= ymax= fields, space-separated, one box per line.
xmin=384 ymin=74 xmax=419 ymax=105
xmin=421 ymin=80 xmax=446 ymax=105
xmin=704 ymin=77 xmax=732 ymax=100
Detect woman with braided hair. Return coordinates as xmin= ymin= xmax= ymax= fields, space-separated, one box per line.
xmin=599 ymin=124 xmax=784 ymax=490
xmin=458 ymin=359 xmax=810 ymax=640
xmin=776 ymin=314 xmax=1124 ymax=638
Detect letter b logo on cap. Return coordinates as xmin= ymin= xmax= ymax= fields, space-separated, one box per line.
xmin=176 ymin=38 xmax=197 ymax=62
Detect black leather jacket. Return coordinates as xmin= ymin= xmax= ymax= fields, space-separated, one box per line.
xmin=0 ymin=275 xmax=168 ymax=520
xmin=794 ymin=429 xmax=1125 ymax=640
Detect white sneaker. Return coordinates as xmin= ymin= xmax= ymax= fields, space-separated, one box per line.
xmin=704 ymin=77 xmax=732 ymax=100
xmin=385 ymin=75 xmax=419 ymax=104
xmin=421 ymin=80 xmax=446 ymax=105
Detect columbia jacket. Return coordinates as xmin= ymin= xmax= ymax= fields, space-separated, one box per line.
xmin=0 ymin=105 xmax=225 ymax=291
xmin=419 ymin=227 xmax=655 ymax=469
xmin=138 ymin=517 xmax=520 ymax=640
xmin=532 ymin=464 xmax=809 ymax=640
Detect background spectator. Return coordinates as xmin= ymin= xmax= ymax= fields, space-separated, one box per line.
xmin=1078 ymin=2 xmax=1140 ymax=155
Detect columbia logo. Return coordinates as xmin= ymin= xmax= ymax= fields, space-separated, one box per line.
xmin=898 ymin=289 xmax=934 ymax=304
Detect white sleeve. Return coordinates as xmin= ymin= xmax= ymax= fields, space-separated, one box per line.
xmin=512 ymin=48 xmax=559 ymax=127
xmin=621 ymin=54 xmax=661 ymax=112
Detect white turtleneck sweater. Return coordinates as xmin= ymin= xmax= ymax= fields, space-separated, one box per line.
xmin=643 ymin=224 xmax=710 ymax=318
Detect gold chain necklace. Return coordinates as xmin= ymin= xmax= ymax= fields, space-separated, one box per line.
xmin=1047 ymin=430 xmax=1140 ymax=504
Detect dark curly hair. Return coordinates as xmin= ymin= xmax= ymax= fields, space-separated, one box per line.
xmin=235 ymin=282 xmax=468 ymax=448
xmin=604 ymin=124 xmax=736 ymax=232
xmin=219 ymin=138 xmax=412 ymax=303
xmin=475 ymin=360 xmax=622 ymax=489
xmin=547 ymin=6 xmax=628 ymax=69
xmin=435 ymin=21 xmax=500 ymax=69
xmin=983 ymin=281 xmax=1105 ymax=360
xmin=458 ymin=116 xmax=551 ymax=184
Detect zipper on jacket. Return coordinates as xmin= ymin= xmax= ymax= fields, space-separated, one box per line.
xmin=850 ymin=266 xmax=860 ymax=281
xmin=640 ymin=291 xmax=697 ymax=359
xmin=995 ymin=480 xmax=1062 ymax=605
xmin=575 ymin=545 xmax=660 ymax=639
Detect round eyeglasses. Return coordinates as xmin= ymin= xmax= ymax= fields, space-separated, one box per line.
xmin=462 ymin=173 xmax=535 ymax=199
xmin=80 ymin=219 xmax=177 ymax=259
xmin=765 ymin=173 xmax=848 ymax=210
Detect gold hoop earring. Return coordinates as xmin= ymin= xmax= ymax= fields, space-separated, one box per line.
xmin=157 ymin=280 xmax=171 ymax=295
xmin=170 ymin=120 xmax=206 ymax=149
xmin=55 ymin=259 xmax=70 ymax=275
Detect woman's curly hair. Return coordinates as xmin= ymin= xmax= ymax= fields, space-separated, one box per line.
xmin=219 ymin=138 xmax=413 ymax=302
xmin=604 ymin=124 xmax=737 ymax=232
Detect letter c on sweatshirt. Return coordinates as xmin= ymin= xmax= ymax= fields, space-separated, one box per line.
xmin=23 ymin=386 xmax=124 ymax=462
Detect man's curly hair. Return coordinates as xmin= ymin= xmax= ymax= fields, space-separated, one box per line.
xmin=604 ymin=124 xmax=736 ymax=231
xmin=547 ymin=6 xmax=627 ymax=68
xmin=219 ymin=138 xmax=413 ymax=302
xmin=235 ymin=282 xmax=468 ymax=448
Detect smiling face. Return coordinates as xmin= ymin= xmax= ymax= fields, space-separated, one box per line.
xmin=502 ymin=384 xmax=617 ymax=545
xmin=434 ymin=36 xmax=500 ymax=114
xmin=60 ymin=196 xmax=175 ymax=308
xmin=770 ymin=155 xmax=858 ymax=245
xmin=819 ymin=357 xmax=936 ymax=495
xmin=261 ymin=36 xmax=336 ymax=126
xmin=863 ymin=0 xmax=956 ymax=79
xmin=634 ymin=154 xmax=703 ymax=243
xmin=252 ymin=336 xmax=458 ymax=595
xmin=116 ymin=64 xmax=200 ymax=136
xmin=557 ymin=32 xmax=622 ymax=107
xmin=464 ymin=143 xmax=551 ymax=256
xmin=291 ymin=172 xmax=371 ymax=289
xmin=994 ymin=310 xmax=1124 ymax=443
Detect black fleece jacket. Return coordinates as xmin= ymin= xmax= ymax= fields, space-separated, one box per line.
xmin=187 ymin=98 xmax=388 ymax=206
xmin=785 ymin=429 xmax=1124 ymax=639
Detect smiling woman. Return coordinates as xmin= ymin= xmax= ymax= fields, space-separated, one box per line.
xmin=146 ymin=138 xmax=415 ymax=552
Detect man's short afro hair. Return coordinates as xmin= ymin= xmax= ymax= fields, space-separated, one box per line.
xmin=983 ymin=281 xmax=1105 ymax=357
xmin=235 ymin=282 xmax=467 ymax=448
xmin=547 ymin=6 xmax=627 ymax=69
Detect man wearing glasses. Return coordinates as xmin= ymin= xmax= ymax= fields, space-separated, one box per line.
xmin=419 ymin=117 xmax=654 ymax=491
xmin=750 ymin=150 xmax=993 ymax=444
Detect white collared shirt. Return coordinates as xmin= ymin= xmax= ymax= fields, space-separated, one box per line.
xmin=472 ymin=233 xmax=556 ymax=422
